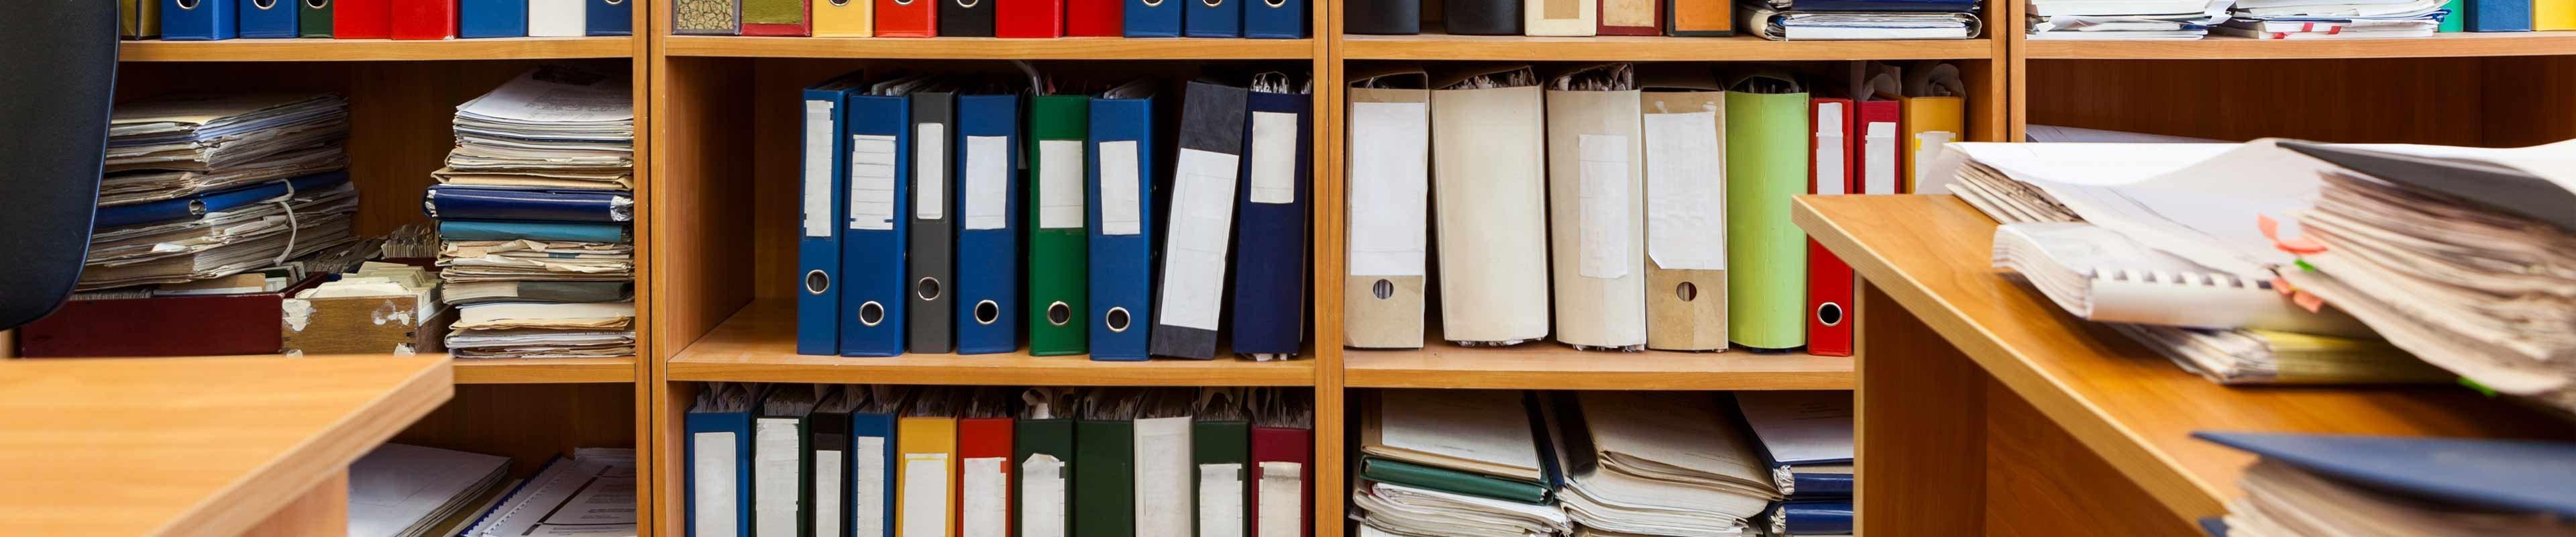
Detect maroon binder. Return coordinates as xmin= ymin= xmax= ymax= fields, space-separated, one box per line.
xmin=16 ymin=276 xmax=323 ymax=357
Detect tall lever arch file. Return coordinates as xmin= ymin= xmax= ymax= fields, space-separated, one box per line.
xmin=1894 ymin=62 xmax=1965 ymax=193
xmin=1014 ymin=388 xmax=1079 ymax=537
xmin=1136 ymin=389 xmax=1198 ymax=537
xmin=1599 ymin=0 xmax=1659 ymax=34
xmin=1545 ymin=63 xmax=1648 ymax=351
xmin=957 ymin=389 xmax=1016 ymax=537
xmin=1807 ymin=96 xmax=1856 ymax=357
xmin=1076 ymin=389 xmax=1144 ymax=536
xmin=588 ymin=0 xmax=631 ymax=34
xmin=690 ymin=383 xmax=767 ymax=537
xmin=754 ymin=388 xmax=822 ymax=537
xmin=1446 ymin=0 xmax=1524 ymax=34
xmin=998 ymin=0 xmax=1063 ymax=36
xmin=1725 ymin=72 xmax=1811 ymax=350
xmin=1029 ymin=91 xmax=1091 ymax=356
xmin=390 ymin=0 xmax=459 ymax=39
xmin=125 ymin=0 xmax=165 ymax=39
xmin=1639 ymin=68 xmax=1729 ymax=351
xmin=877 ymin=0 xmax=937 ymax=36
xmin=530 ymin=0 xmax=586 ymax=36
xmin=954 ymin=92 xmax=1024 ymax=355
xmin=461 ymin=0 xmax=527 ymax=38
xmin=1069 ymin=0 xmax=1123 ymax=35
xmin=1088 ymin=81 xmax=1162 ymax=361
xmin=335 ymin=0 xmax=390 ymax=38
xmin=1233 ymin=72 xmax=1313 ymax=360
xmin=1526 ymin=0 xmax=1599 ymax=36
xmin=163 ymin=0 xmax=239 ymax=40
xmin=1152 ymin=81 xmax=1250 ymax=360
xmin=1187 ymin=0 xmax=1246 ymax=36
xmin=896 ymin=389 xmax=962 ymax=537
xmin=1193 ymin=389 xmax=1253 ymax=537
xmin=1244 ymin=0 xmax=1308 ymax=37
xmin=844 ymin=75 xmax=922 ymax=357
xmin=908 ymin=83 xmax=961 ymax=354
xmin=1432 ymin=64 xmax=1551 ymax=346
xmin=800 ymin=76 xmax=864 ymax=356
xmin=1126 ymin=0 xmax=1184 ymax=36
xmin=299 ymin=0 xmax=332 ymax=37
xmin=1343 ymin=68 xmax=1432 ymax=350
xmin=816 ymin=0 xmax=875 ymax=35
xmin=1248 ymin=389 xmax=1313 ymax=537
xmin=853 ymin=387 xmax=909 ymax=537
xmin=240 ymin=0 xmax=301 ymax=38
xmin=808 ymin=390 xmax=862 ymax=537
xmin=939 ymin=0 xmax=997 ymax=36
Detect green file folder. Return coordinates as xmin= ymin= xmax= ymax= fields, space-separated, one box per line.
xmin=1723 ymin=76 xmax=1811 ymax=350
xmin=1028 ymin=94 xmax=1091 ymax=356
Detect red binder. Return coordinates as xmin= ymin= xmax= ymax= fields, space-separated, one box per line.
xmin=876 ymin=0 xmax=939 ymax=36
xmin=1065 ymin=0 xmax=1121 ymax=36
xmin=959 ymin=416 xmax=1014 ymax=536
xmin=1807 ymin=97 xmax=1857 ymax=357
xmin=15 ymin=277 xmax=323 ymax=357
xmin=1250 ymin=426 xmax=1313 ymax=537
xmin=1853 ymin=97 xmax=1904 ymax=195
xmin=1598 ymin=0 xmax=1662 ymax=35
xmin=334 ymin=0 xmax=392 ymax=38
xmin=997 ymin=0 xmax=1066 ymax=37
xmin=388 ymin=0 xmax=456 ymax=39
xmin=742 ymin=0 xmax=816 ymax=35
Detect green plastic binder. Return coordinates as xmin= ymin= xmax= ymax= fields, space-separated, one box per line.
xmin=1028 ymin=94 xmax=1091 ymax=356
xmin=1723 ymin=77 xmax=1811 ymax=350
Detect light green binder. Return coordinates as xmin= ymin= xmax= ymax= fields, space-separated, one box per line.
xmin=1723 ymin=76 xmax=1811 ymax=350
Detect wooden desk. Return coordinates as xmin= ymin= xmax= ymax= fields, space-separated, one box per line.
xmin=0 ymin=356 xmax=453 ymax=536
xmin=1793 ymin=195 xmax=2572 ymax=536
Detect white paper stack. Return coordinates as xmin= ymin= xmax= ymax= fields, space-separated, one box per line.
xmin=459 ymin=448 xmax=639 ymax=537
xmin=1544 ymin=392 xmax=1779 ymax=537
xmin=433 ymin=66 xmax=638 ymax=358
xmin=1351 ymin=481 xmax=1574 ymax=537
xmin=438 ymin=66 xmax=636 ymax=191
xmin=347 ymin=443 xmax=512 ymax=537
xmin=2214 ymin=0 xmax=2447 ymax=38
xmin=447 ymin=301 xmax=638 ymax=358
xmin=2028 ymin=0 xmax=2234 ymax=39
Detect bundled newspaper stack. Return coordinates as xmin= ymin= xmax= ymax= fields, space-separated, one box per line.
xmin=84 ymin=93 xmax=358 ymax=291
xmin=426 ymin=66 xmax=637 ymax=358
xmin=2027 ymin=0 xmax=2234 ymax=39
xmin=2214 ymin=0 xmax=2448 ymax=38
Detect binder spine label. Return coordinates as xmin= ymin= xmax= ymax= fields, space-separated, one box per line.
xmin=1196 ymin=463 xmax=1248 ymax=537
xmin=1038 ymin=140 xmax=1086 ymax=229
xmin=1248 ymin=111 xmax=1299 ymax=204
xmin=1864 ymin=122 xmax=1897 ymax=195
xmin=857 ymin=438 xmax=889 ymax=537
xmin=1136 ymin=418 xmax=1195 ymax=536
xmin=1254 ymin=461 xmax=1303 ymax=537
xmin=817 ymin=450 xmax=846 ymax=537
xmin=1815 ymin=103 xmax=1848 ymax=195
xmin=916 ymin=124 xmax=948 ymax=219
xmin=1577 ymin=134 xmax=1634 ymax=279
xmin=963 ymin=458 xmax=1008 ymax=537
xmin=692 ymin=432 xmax=741 ymax=537
xmin=1643 ymin=111 xmax=1725 ymax=270
xmin=964 ymin=136 xmax=1011 ymax=230
xmin=1346 ymin=102 xmax=1429 ymax=278
xmin=804 ymin=100 xmax=839 ymax=237
xmin=1099 ymin=140 xmax=1144 ymax=236
xmin=1159 ymin=149 xmax=1244 ymax=331
xmin=852 ymin=135 xmax=900 ymax=230
xmin=754 ymin=420 xmax=804 ymax=534
xmin=1022 ymin=454 xmax=1069 ymax=537
xmin=899 ymin=454 xmax=953 ymax=537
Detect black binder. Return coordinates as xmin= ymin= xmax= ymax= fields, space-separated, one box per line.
xmin=1148 ymin=81 xmax=1250 ymax=360
xmin=1443 ymin=0 xmax=1524 ymax=34
xmin=909 ymin=90 xmax=959 ymax=354
xmin=938 ymin=0 xmax=997 ymax=36
xmin=1346 ymin=0 xmax=1422 ymax=34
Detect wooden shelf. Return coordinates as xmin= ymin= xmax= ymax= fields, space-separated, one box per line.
xmin=663 ymin=35 xmax=1317 ymax=59
xmin=1342 ymin=32 xmax=1996 ymax=60
xmin=452 ymin=356 xmax=637 ymax=384
xmin=117 ymin=37 xmax=637 ymax=62
xmin=1346 ymin=338 xmax=1854 ymax=390
xmin=667 ymin=300 xmax=1317 ymax=386
xmin=2025 ymin=32 xmax=2576 ymax=60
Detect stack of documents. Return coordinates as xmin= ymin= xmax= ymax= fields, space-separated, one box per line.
xmin=1544 ymin=391 xmax=1780 ymax=537
xmin=2214 ymin=0 xmax=2449 ymax=38
xmin=2196 ymin=432 xmax=2576 ymax=536
xmin=347 ymin=443 xmax=511 ymax=537
xmin=1737 ymin=392 xmax=1854 ymax=537
xmin=2028 ymin=0 xmax=2233 ymax=39
xmin=459 ymin=448 xmax=638 ymax=537
xmin=1355 ymin=389 xmax=1566 ymax=536
xmin=427 ymin=66 xmax=637 ymax=358
xmin=1744 ymin=0 xmax=1986 ymax=40
xmin=2107 ymin=324 xmax=2451 ymax=385
xmin=85 ymin=94 xmax=358 ymax=291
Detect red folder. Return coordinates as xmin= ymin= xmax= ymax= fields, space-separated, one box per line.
xmin=1598 ymin=0 xmax=1662 ymax=35
xmin=997 ymin=0 xmax=1065 ymax=37
xmin=743 ymin=0 xmax=815 ymax=35
xmin=1065 ymin=0 xmax=1121 ymax=36
xmin=876 ymin=0 xmax=939 ymax=36
xmin=388 ymin=0 xmax=456 ymax=39
xmin=1853 ymin=97 xmax=1904 ymax=195
xmin=959 ymin=416 xmax=1014 ymax=536
xmin=334 ymin=0 xmax=392 ymax=38
xmin=1250 ymin=426 xmax=1313 ymax=537
xmin=1807 ymin=97 xmax=1857 ymax=357
xmin=15 ymin=277 xmax=323 ymax=357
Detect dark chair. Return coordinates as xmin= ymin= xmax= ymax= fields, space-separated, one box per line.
xmin=0 ymin=1 xmax=118 ymax=330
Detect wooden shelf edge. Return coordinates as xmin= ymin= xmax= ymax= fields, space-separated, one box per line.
xmin=118 ymin=37 xmax=638 ymax=62
xmin=1341 ymin=34 xmax=1996 ymax=60
xmin=666 ymin=300 xmax=1318 ymax=386
xmin=662 ymin=35 xmax=1319 ymax=60
xmin=1343 ymin=344 xmax=1856 ymax=391
xmin=451 ymin=356 xmax=639 ymax=384
xmin=2025 ymin=33 xmax=2576 ymax=60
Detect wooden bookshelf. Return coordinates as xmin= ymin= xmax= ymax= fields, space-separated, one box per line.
xmin=2025 ymin=33 xmax=2576 ymax=60
xmin=452 ymin=356 xmax=639 ymax=384
xmin=664 ymin=35 xmax=1318 ymax=59
xmin=667 ymin=300 xmax=1318 ymax=385
xmin=1347 ymin=338 xmax=1853 ymax=390
xmin=1344 ymin=32 xmax=1996 ymax=60
xmin=119 ymin=36 xmax=638 ymax=62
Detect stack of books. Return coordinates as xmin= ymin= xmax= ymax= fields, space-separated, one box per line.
xmin=1744 ymin=0 xmax=1986 ymax=40
xmin=85 ymin=93 xmax=358 ymax=292
xmin=424 ymin=66 xmax=638 ymax=359
xmin=1739 ymin=392 xmax=1855 ymax=537
xmin=2027 ymin=0 xmax=2233 ymax=39
xmin=2215 ymin=0 xmax=2449 ymax=38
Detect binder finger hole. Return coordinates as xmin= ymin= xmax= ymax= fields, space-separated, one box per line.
xmin=1048 ymin=301 xmax=1072 ymax=326
xmin=915 ymin=277 xmax=943 ymax=301
xmin=860 ymin=301 xmax=886 ymax=326
xmin=1676 ymin=282 xmax=1697 ymax=302
xmin=254 ymin=0 xmax=278 ymax=9
xmin=804 ymin=270 xmax=831 ymax=295
xmin=176 ymin=0 xmax=199 ymax=10
xmin=305 ymin=0 xmax=328 ymax=8
xmin=828 ymin=0 xmax=847 ymax=5
xmin=957 ymin=0 xmax=981 ymax=8
xmin=1202 ymin=0 xmax=1222 ymax=7
xmin=1106 ymin=307 xmax=1132 ymax=332
xmin=974 ymin=301 xmax=1000 ymax=325
xmin=1372 ymin=279 xmax=1393 ymax=300
xmin=1817 ymin=302 xmax=1845 ymax=327
xmin=1264 ymin=0 xmax=1285 ymax=7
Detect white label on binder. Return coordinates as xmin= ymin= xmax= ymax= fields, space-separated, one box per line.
xmin=815 ymin=450 xmax=845 ymax=537
xmin=1254 ymin=462 xmax=1304 ymax=537
xmin=1914 ymin=130 xmax=1956 ymax=188
xmin=1248 ymin=111 xmax=1298 ymax=204
xmin=851 ymin=134 xmax=900 ymax=230
xmin=1196 ymin=464 xmax=1246 ymax=537
xmin=1346 ymin=101 xmax=1428 ymax=277
xmin=1644 ymin=111 xmax=1725 ymax=271
xmin=1814 ymin=103 xmax=1847 ymax=195
xmin=962 ymin=457 xmax=1008 ymax=537
xmin=1577 ymin=134 xmax=1633 ymax=279
xmin=1157 ymin=148 xmax=1242 ymax=331
xmin=1864 ymin=121 xmax=1898 ymax=194
xmin=753 ymin=419 xmax=802 ymax=537
xmin=1099 ymin=140 xmax=1144 ymax=236
xmin=898 ymin=453 xmax=951 ymax=537
xmin=964 ymin=135 xmax=1010 ymax=230
xmin=1134 ymin=417 xmax=1195 ymax=537
xmin=1038 ymin=140 xmax=1085 ymax=229
xmin=1021 ymin=454 xmax=1069 ymax=537
xmin=690 ymin=432 xmax=739 ymax=537
xmin=855 ymin=438 xmax=888 ymax=537
xmin=803 ymin=100 xmax=836 ymax=238
xmin=916 ymin=123 xmax=947 ymax=220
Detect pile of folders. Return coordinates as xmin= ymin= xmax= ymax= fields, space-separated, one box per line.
xmin=1342 ymin=62 xmax=1968 ymax=355
xmin=667 ymin=0 xmax=1307 ymax=38
xmin=796 ymin=70 xmax=1313 ymax=360
xmin=684 ymin=384 xmax=1316 ymax=536
xmin=1345 ymin=0 xmax=1981 ymax=39
xmin=125 ymin=0 xmax=633 ymax=41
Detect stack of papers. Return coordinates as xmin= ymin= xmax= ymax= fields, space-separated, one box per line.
xmin=437 ymin=66 xmax=635 ymax=191
xmin=447 ymin=301 xmax=637 ymax=358
xmin=2214 ymin=0 xmax=2447 ymax=38
xmin=2196 ymin=432 xmax=2576 ymax=536
xmin=1546 ymin=392 xmax=1778 ymax=537
xmin=432 ymin=66 xmax=637 ymax=358
xmin=1737 ymin=392 xmax=1855 ymax=537
xmin=1746 ymin=0 xmax=1984 ymax=40
xmin=2028 ymin=0 xmax=2234 ymax=39
xmin=347 ymin=443 xmax=511 ymax=537
xmin=1354 ymin=390 xmax=1561 ymax=537
xmin=87 ymin=93 xmax=357 ymax=291
xmin=2109 ymin=324 xmax=2450 ymax=385
xmin=459 ymin=448 xmax=639 ymax=537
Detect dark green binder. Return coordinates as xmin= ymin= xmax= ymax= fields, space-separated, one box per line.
xmin=1014 ymin=416 xmax=1076 ymax=537
xmin=1073 ymin=418 xmax=1134 ymax=536
xmin=297 ymin=0 xmax=332 ymax=37
xmin=1026 ymin=93 xmax=1091 ymax=356
xmin=1190 ymin=417 xmax=1249 ymax=536
xmin=1359 ymin=456 xmax=1550 ymax=505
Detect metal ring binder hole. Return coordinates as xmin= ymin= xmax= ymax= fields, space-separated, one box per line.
xmin=1106 ymin=307 xmax=1132 ymax=332
xmin=1264 ymin=0 xmax=1285 ymax=7
xmin=176 ymin=0 xmax=199 ymax=10
xmin=608 ymin=0 xmax=624 ymax=4
xmin=829 ymin=0 xmax=847 ymax=5
xmin=1817 ymin=302 xmax=1845 ymax=327
xmin=256 ymin=0 xmax=277 ymax=9
xmin=1203 ymin=0 xmax=1222 ymax=7
xmin=1676 ymin=282 xmax=1697 ymax=301
xmin=306 ymin=0 xmax=328 ymax=8
xmin=958 ymin=0 xmax=981 ymax=8
xmin=1048 ymin=302 xmax=1072 ymax=326
xmin=896 ymin=0 xmax=914 ymax=6
xmin=860 ymin=301 xmax=886 ymax=326
xmin=1141 ymin=0 xmax=1164 ymax=7
xmin=1372 ymin=279 xmax=1393 ymax=299
xmin=804 ymin=270 xmax=831 ymax=295
xmin=975 ymin=300 xmax=1000 ymax=325
xmin=915 ymin=277 xmax=942 ymax=301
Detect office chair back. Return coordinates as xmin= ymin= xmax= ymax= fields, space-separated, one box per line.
xmin=0 ymin=1 xmax=118 ymax=330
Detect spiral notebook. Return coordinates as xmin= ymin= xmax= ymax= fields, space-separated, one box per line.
xmin=1991 ymin=222 xmax=2369 ymax=336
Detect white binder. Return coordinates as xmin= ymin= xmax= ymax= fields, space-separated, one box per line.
xmin=1545 ymin=64 xmax=1648 ymax=350
xmin=1431 ymin=64 xmax=1552 ymax=346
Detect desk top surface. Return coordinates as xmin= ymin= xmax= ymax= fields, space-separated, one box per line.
xmin=1793 ymin=194 xmax=2571 ymax=522
xmin=0 ymin=356 xmax=452 ymax=536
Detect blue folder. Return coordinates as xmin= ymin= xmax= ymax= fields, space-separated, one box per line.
xmin=2467 ymin=0 xmax=2532 ymax=31
xmin=851 ymin=409 xmax=900 ymax=537
xmin=1243 ymin=0 xmax=1308 ymax=38
xmin=1769 ymin=499 xmax=1854 ymax=536
xmin=437 ymin=219 xmax=629 ymax=243
xmin=237 ymin=0 xmax=299 ymax=38
xmin=799 ymin=77 xmax=865 ymax=356
xmin=423 ymin=185 xmax=633 ymax=223
xmin=684 ymin=387 xmax=762 ymax=537
xmin=1087 ymin=93 xmax=1159 ymax=361
xmin=162 ymin=0 xmax=237 ymax=40
xmin=588 ymin=0 xmax=634 ymax=34
xmin=953 ymin=93 xmax=1023 ymax=354
xmin=1229 ymin=85 xmax=1310 ymax=357
xmin=1125 ymin=0 xmax=1183 ymax=36
xmin=2195 ymin=431 xmax=2576 ymax=517
xmin=1788 ymin=471 xmax=1853 ymax=497
xmin=843 ymin=88 xmax=914 ymax=357
xmin=1185 ymin=0 xmax=1243 ymax=36
xmin=96 ymin=171 xmax=349 ymax=229
xmin=462 ymin=0 xmax=531 ymax=38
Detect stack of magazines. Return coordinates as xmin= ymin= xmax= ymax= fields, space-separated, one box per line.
xmin=1744 ymin=0 xmax=1985 ymax=40
xmin=2027 ymin=0 xmax=2233 ymax=39
xmin=424 ymin=66 xmax=637 ymax=358
xmin=85 ymin=93 xmax=358 ymax=291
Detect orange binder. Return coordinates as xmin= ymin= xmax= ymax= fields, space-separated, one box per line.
xmin=959 ymin=416 xmax=1014 ymax=537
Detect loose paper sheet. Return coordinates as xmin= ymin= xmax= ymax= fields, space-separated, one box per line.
xmin=1347 ymin=102 xmax=1429 ymax=277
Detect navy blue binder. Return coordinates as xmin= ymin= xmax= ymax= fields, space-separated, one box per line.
xmin=1229 ymin=79 xmax=1310 ymax=358
xmin=1124 ymin=0 xmax=1183 ymax=36
xmin=843 ymin=86 xmax=914 ymax=357
xmin=1149 ymin=81 xmax=1248 ymax=360
xmin=588 ymin=0 xmax=633 ymax=34
xmin=1787 ymin=471 xmax=1852 ymax=497
xmin=1087 ymin=89 xmax=1161 ymax=361
xmin=422 ymin=185 xmax=633 ymax=223
xmin=685 ymin=385 xmax=765 ymax=537
xmin=96 ymin=172 xmax=350 ymax=229
xmin=460 ymin=0 xmax=531 ymax=37
xmin=1185 ymin=0 xmax=1243 ymax=36
xmin=238 ymin=0 xmax=300 ymax=38
xmin=953 ymin=93 xmax=1024 ymax=354
xmin=1768 ymin=499 xmax=1854 ymax=536
xmin=1243 ymin=0 xmax=1308 ymax=38
xmin=2195 ymin=431 xmax=2576 ymax=517
xmin=799 ymin=77 xmax=865 ymax=356
xmin=162 ymin=0 xmax=238 ymax=40
xmin=2467 ymin=0 xmax=2532 ymax=31
xmin=852 ymin=407 xmax=901 ymax=537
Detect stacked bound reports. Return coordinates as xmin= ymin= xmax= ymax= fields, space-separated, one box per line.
xmin=85 ymin=93 xmax=358 ymax=291
xmin=2027 ymin=0 xmax=2234 ymax=39
xmin=1544 ymin=391 xmax=1780 ymax=537
xmin=2214 ymin=0 xmax=2449 ymax=38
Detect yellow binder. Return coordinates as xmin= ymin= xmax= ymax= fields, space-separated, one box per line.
xmin=896 ymin=414 xmax=957 ymax=537
xmin=816 ymin=0 xmax=875 ymax=36
xmin=1890 ymin=62 xmax=1966 ymax=193
xmin=2540 ymin=0 xmax=2576 ymax=30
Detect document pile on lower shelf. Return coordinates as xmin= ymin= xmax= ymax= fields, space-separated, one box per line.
xmin=423 ymin=66 xmax=637 ymax=359
xmin=1738 ymin=392 xmax=1854 ymax=537
xmin=2214 ymin=0 xmax=2449 ymax=38
xmin=2194 ymin=432 xmax=2576 ymax=536
xmin=86 ymin=93 xmax=358 ymax=291
xmin=1746 ymin=0 xmax=1987 ymax=40
xmin=464 ymin=448 xmax=639 ymax=537
xmin=2027 ymin=0 xmax=2234 ymax=39
xmin=347 ymin=443 xmax=511 ymax=537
